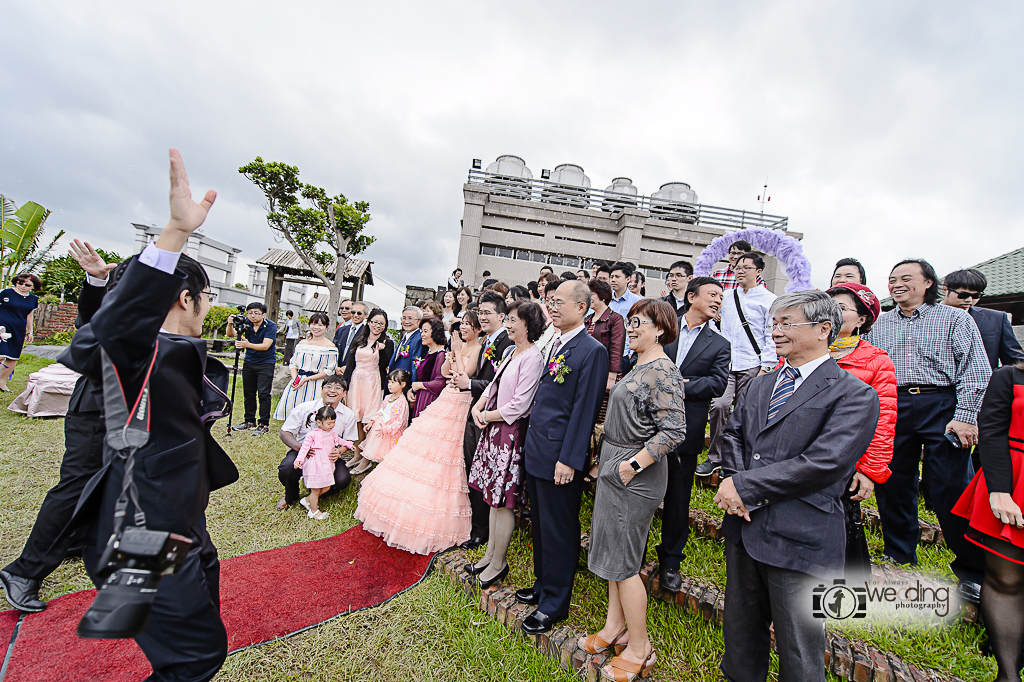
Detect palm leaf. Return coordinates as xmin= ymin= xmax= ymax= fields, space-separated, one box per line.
xmin=0 ymin=195 xmax=17 ymax=230
xmin=22 ymin=229 xmax=65 ymax=273
xmin=0 ymin=201 xmax=50 ymax=254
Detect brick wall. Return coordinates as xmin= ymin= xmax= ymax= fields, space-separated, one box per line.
xmin=34 ymin=303 xmax=79 ymax=339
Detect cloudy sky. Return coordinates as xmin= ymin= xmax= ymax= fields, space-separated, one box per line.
xmin=3 ymin=1 xmax=1021 ymax=313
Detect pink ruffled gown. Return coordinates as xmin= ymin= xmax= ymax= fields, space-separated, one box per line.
xmin=361 ymin=394 xmax=409 ymax=463
xmin=347 ymin=343 xmax=382 ymax=422
xmin=354 ymin=385 xmax=473 ymax=554
xmin=296 ymin=429 xmax=353 ymax=489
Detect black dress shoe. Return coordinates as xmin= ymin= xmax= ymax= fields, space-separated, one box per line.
xmin=0 ymin=570 xmax=46 ymax=612
xmin=660 ymin=566 xmax=683 ymax=594
xmin=515 ymin=587 xmax=539 ymax=605
xmin=464 ymin=561 xmax=487 ymax=576
xmin=522 ymin=610 xmax=556 ymax=635
xmin=957 ymin=580 xmax=982 ymax=606
xmin=694 ymin=459 xmax=721 ymax=477
xmin=478 ymin=564 xmax=509 ymax=589
xmin=460 ymin=535 xmax=486 ymax=550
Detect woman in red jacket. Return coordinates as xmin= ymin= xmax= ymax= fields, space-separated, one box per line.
xmin=827 ymin=283 xmax=897 ymax=575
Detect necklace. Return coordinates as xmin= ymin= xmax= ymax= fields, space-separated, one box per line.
xmin=829 ymin=336 xmax=860 ymax=352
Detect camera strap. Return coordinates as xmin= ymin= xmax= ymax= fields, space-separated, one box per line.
xmin=101 ymin=341 xmax=158 ymax=535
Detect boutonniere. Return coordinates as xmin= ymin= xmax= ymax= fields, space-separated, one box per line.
xmin=548 ymin=354 xmax=571 ymax=384
xmin=412 ymin=356 xmax=424 ymax=371
xmin=482 ymin=343 xmax=498 ymax=370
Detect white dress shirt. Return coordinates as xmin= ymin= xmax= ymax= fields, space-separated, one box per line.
xmin=675 ymin=320 xmax=707 ymax=367
xmin=282 ymin=398 xmax=359 ymax=443
xmin=774 ymin=352 xmax=831 ymax=393
xmin=719 ymin=285 xmax=778 ymax=371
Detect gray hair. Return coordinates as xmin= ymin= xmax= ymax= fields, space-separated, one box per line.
xmin=770 ymin=290 xmax=842 ymax=345
xmin=565 ymin=279 xmax=592 ymax=314
xmin=352 ymin=301 xmax=368 ymax=313
xmin=402 ymin=305 xmax=424 ymax=319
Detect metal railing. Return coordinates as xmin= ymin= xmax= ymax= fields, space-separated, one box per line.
xmin=466 ymin=169 xmax=788 ymax=231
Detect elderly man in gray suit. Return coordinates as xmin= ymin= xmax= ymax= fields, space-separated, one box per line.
xmin=714 ymin=290 xmax=879 ymax=682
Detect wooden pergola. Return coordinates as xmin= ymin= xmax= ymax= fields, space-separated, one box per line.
xmin=256 ymin=248 xmax=373 ymax=320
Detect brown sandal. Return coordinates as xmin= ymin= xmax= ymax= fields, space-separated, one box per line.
xmin=603 ymin=647 xmax=656 ymax=682
xmin=579 ymin=627 xmax=627 ymax=655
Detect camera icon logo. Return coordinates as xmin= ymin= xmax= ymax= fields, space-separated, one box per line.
xmin=812 ymin=579 xmax=867 ymax=620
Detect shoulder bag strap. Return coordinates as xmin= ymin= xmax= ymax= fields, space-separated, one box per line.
xmin=734 ymin=288 xmax=762 ymax=357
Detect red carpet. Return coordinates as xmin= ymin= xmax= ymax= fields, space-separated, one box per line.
xmin=1 ymin=525 xmax=434 ymax=682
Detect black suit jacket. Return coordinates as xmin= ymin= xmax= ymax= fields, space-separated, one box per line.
xmin=67 ymin=281 xmax=107 ymax=414
xmin=662 ymin=324 xmax=731 ymax=460
xmin=661 ymin=293 xmax=687 ymax=319
xmin=721 ymin=358 xmax=878 ymax=577
xmin=62 ymin=259 xmax=238 ymax=537
xmin=469 ymin=330 xmax=514 ymax=402
xmin=969 ymin=306 xmax=1024 ymax=371
xmin=333 ymin=323 xmax=364 ymax=365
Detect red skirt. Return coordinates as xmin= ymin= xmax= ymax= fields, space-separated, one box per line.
xmin=953 ymin=449 xmax=1024 ymax=564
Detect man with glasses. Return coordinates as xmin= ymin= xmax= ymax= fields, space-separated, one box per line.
xmin=866 ymin=258 xmax=991 ymax=602
xmin=333 ymin=301 xmax=367 ymax=367
xmin=338 ymin=300 xmax=353 ymax=328
xmin=700 ymin=253 xmax=777 ymax=477
xmin=710 ymin=240 xmax=767 ymax=292
xmin=390 ymin=306 xmax=426 ymax=375
xmin=227 ymin=302 xmax=278 ymax=436
xmin=942 ymin=268 xmax=1024 ymax=371
xmin=661 ymin=259 xmax=694 ymax=317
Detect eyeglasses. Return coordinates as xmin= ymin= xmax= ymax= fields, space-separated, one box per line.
xmin=836 ymin=304 xmax=858 ymax=313
xmin=368 ymin=319 xmax=386 ymax=327
xmin=477 ymin=309 xmax=497 ymax=317
xmin=736 ymin=266 xmax=759 ymax=272
xmin=200 ymin=290 xmax=217 ymax=302
xmin=766 ymin=321 xmax=820 ymax=332
xmin=547 ymin=299 xmax=571 ymax=309
xmin=627 ymin=317 xmax=656 ymax=329
xmin=950 ymin=290 xmax=983 ymax=300
xmin=666 ymin=273 xmax=687 ymax=280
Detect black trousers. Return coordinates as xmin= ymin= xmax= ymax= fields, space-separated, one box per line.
xmin=722 ymin=537 xmax=825 ymax=682
xmin=85 ymin=522 xmax=227 ymax=682
xmin=527 ymin=473 xmax=584 ymax=621
xmin=875 ymin=389 xmax=984 ymax=584
xmin=282 ymin=338 xmax=297 ymax=366
xmin=463 ymin=419 xmax=490 ymax=540
xmin=6 ymin=411 xmax=105 ymax=581
xmin=278 ymin=449 xmax=352 ymax=503
xmin=242 ymin=362 xmax=275 ymax=425
xmin=655 ymin=450 xmax=699 ymax=571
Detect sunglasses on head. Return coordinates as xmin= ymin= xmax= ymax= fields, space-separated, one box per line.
xmin=950 ymin=290 xmax=983 ymax=300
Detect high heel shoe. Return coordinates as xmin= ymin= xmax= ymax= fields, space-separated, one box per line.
xmin=604 ymin=646 xmax=656 ymax=682
xmin=477 ymin=564 xmax=509 ymax=589
xmin=463 ymin=562 xmax=487 ymax=576
xmin=579 ymin=626 xmax=627 ymax=655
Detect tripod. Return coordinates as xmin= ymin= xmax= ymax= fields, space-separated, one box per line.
xmin=224 ymin=344 xmax=243 ymax=436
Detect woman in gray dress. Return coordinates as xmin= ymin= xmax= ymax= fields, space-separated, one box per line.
xmin=579 ymin=298 xmax=686 ymax=682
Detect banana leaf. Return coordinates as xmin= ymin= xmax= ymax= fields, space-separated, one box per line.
xmin=0 ymin=200 xmax=52 ymax=281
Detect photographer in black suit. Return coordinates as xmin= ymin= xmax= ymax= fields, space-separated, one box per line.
xmin=1 ymin=241 xmax=116 ymax=612
xmin=656 ymin=277 xmax=730 ymax=593
xmin=62 ymin=149 xmax=238 ymax=682
xmin=450 ymin=290 xmax=513 ymax=547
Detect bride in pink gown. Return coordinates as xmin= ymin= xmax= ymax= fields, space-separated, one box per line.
xmin=355 ymin=314 xmax=484 ymax=555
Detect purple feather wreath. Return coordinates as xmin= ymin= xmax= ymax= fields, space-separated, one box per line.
xmin=693 ymin=227 xmax=813 ymax=293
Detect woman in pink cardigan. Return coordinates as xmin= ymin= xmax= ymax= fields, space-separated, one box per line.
xmin=465 ymin=300 xmax=547 ymax=588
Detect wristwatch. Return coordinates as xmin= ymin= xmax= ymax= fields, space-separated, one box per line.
xmin=628 ymin=458 xmax=643 ymax=473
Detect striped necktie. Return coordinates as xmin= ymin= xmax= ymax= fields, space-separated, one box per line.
xmin=767 ymin=365 xmax=800 ymax=422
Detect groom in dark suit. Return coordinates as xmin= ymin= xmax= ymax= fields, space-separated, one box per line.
xmin=657 ymin=277 xmax=730 ymax=593
xmin=518 ymin=280 xmax=609 ymax=635
xmin=714 ymin=291 xmax=878 ymax=682
xmin=451 ymin=291 xmax=513 ymax=547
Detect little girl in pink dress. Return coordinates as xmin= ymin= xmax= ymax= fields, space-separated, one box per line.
xmin=294 ymin=406 xmax=353 ymax=520
xmin=357 ymin=370 xmax=411 ymax=473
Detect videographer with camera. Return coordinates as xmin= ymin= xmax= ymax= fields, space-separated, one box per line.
xmin=226 ymin=301 xmax=278 ymax=436
xmin=60 ymin=149 xmax=238 ymax=682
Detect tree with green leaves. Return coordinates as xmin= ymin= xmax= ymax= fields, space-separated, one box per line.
xmin=0 ymin=194 xmax=64 ymax=283
xmin=239 ymin=158 xmax=374 ymax=320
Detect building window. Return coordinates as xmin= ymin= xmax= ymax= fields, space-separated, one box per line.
xmin=516 ymin=249 xmax=547 ymax=263
xmin=480 ymin=244 xmax=514 ymax=259
xmin=550 ymin=254 xmax=580 ymax=268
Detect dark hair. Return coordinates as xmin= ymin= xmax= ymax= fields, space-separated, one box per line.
xmin=323 ymin=375 xmax=347 ymax=390
xmin=943 ymin=268 xmax=987 ymax=293
xmin=668 ymin=260 xmax=694 ymax=277
xmin=481 ymin=270 xmax=490 ymax=277
xmin=560 ymin=270 xmax=577 ymax=281
xmin=592 ymin=259 xmax=608 ymax=269
xmin=478 ymin=290 xmax=507 ymax=316
xmin=596 ymin=265 xmax=612 ymax=277
xmin=308 ymin=312 xmax=330 ymax=327
xmin=543 ymin=279 xmax=561 ymax=295
xmin=685 ymin=276 xmax=723 ymax=308
xmin=452 ymin=268 xmax=463 ymax=276
xmin=610 ymin=261 xmax=635 ymax=277
xmin=576 ymin=269 xmax=588 ymax=279
xmin=632 ymin=271 xmax=646 ymax=295
xmin=420 ymin=316 xmax=447 ymax=345
xmin=508 ymin=285 xmax=529 ymax=301
xmin=527 ymin=281 xmax=540 ymax=299
xmin=388 ymin=369 xmax=412 ymax=396
xmin=286 ymin=310 xmax=294 ymax=317
xmin=539 ymin=265 xmax=554 ymax=274
xmin=246 ymin=301 xmax=267 ymax=313
xmin=11 ymin=273 xmax=42 ymax=291
xmin=352 ymin=308 xmax=388 ymax=349
xmin=315 ymin=405 xmax=337 ymax=423
xmin=460 ymin=310 xmax=481 ymax=336
xmin=827 ymin=286 xmax=876 ymax=335
xmin=891 ymin=259 xmax=940 ymax=305
xmin=738 ymin=252 xmax=765 ymax=271
xmin=589 ymin=279 xmax=613 ymax=305
xmin=627 ymin=298 xmax=679 ymax=347
xmin=832 ymin=258 xmax=866 ymax=285
xmin=730 ymin=239 xmax=752 ymax=253
xmin=507 ymin=300 xmax=546 ymax=342
xmin=481 ymin=278 xmax=498 ymax=290
xmin=539 ymin=273 xmax=561 ymax=286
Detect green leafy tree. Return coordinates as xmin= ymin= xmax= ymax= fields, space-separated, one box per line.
xmin=0 ymin=194 xmax=64 ymax=282
xmin=40 ymin=249 xmax=122 ymax=302
xmin=239 ymin=158 xmax=374 ymax=320
xmin=203 ymin=305 xmax=236 ymax=337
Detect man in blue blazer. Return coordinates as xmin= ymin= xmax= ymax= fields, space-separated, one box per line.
xmin=714 ymin=291 xmax=878 ymax=682
xmin=389 ymin=306 xmax=426 ymax=374
xmin=941 ymin=268 xmax=1024 ymax=371
xmin=333 ymin=302 xmax=367 ymax=367
xmin=518 ymin=280 xmax=609 ymax=635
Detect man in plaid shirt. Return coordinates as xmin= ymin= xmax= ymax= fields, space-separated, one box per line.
xmin=866 ymin=258 xmax=991 ymax=598
xmin=711 ymin=239 xmax=767 ymax=292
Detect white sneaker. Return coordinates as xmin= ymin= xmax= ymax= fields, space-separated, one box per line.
xmin=307 ymin=510 xmax=329 ymax=521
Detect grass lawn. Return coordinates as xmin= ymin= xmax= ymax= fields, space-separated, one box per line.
xmin=0 ymin=354 xmax=998 ymax=680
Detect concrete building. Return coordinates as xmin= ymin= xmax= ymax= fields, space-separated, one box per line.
xmin=456 ymin=156 xmax=797 ymax=294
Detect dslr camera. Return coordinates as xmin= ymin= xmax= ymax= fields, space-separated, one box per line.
xmin=77 ymin=527 xmax=193 ymax=639
xmin=230 ymin=305 xmax=253 ymax=336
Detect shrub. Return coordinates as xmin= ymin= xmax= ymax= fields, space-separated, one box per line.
xmin=45 ymin=328 xmax=76 ymax=345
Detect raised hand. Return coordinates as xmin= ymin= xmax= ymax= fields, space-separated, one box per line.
xmin=155 ymin=148 xmax=217 ymax=253
xmin=69 ymin=239 xmax=117 ymax=279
